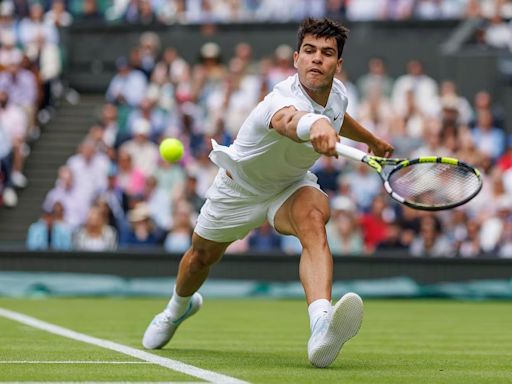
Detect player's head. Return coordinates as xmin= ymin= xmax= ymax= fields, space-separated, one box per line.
xmin=297 ymin=18 xmax=349 ymax=60
xmin=294 ymin=18 xmax=349 ymax=93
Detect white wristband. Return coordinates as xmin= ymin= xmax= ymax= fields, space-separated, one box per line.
xmin=296 ymin=113 xmax=330 ymax=141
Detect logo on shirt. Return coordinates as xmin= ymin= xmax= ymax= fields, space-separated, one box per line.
xmin=333 ymin=113 xmax=342 ymax=121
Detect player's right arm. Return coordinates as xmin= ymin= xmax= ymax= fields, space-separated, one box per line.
xmin=270 ymin=106 xmax=339 ymax=157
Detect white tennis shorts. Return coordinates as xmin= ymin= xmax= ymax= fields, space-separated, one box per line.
xmin=194 ymin=169 xmax=324 ymax=243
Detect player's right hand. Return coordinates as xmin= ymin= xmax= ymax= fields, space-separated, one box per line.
xmin=310 ymin=119 xmax=338 ymax=158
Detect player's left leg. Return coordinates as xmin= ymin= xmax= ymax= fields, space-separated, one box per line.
xmin=273 ymin=186 xmax=363 ymax=368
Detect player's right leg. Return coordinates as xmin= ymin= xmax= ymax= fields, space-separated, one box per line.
xmin=142 ymin=234 xmax=230 ymax=349
xmin=273 ymin=186 xmax=363 ymax=367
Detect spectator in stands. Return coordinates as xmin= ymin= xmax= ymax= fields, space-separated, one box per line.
xmin=314 ymin=156 xmax=341 ymax=197
xmin=26 ymin=202 xmax=72 ymax=250
xmin=96 ymin=167 xmax=127 ymax=229
xmin=438 ymin=80 xmax=473 ymax=125
xmin=18 ymin=2 xmax=59 ymax=47
xmin=147 ymin=46 xmax=190 ymax=111
xmin=24 ymin=31 xmax=62 ymax=110
xmin=124 ymin=0 xmax=157 ymax=24
xmin=471 ymin=109 xmax=506 ymax=160
xmin=357 ymin=57 xmax=394 ymax=99
xmin=44 ymin=0 xmax=74 ymax=28
xmin=414 ymin=0 xmax=467 ymax=20
xmin=345 ymin=0 xmax=387 ymax=20
xmin=185 ymin=146 xmax=217 ymax=198
xmin=0 ymin=31 xmax=23 ymax=68
xmin=106 ymin=56 xmax=148 ymax=107
xmin=98 ymin=103 xmax=122 ymax=147
xmin=120 ymin=201 xmax=161 ymax=247
xmin=326 ymin=196 xmax=364 ymax=255
xmin=191 ymin=42 xmax=226 ymax=108
xmin=498 ymin=219 xmax=512 ymax=258
xmin=376 ymin=221 xmax=408 ymax=251
xmin=357 ymin=86 xmax=395 ymax=140
xmin=410 ymin=215 xmax=453 ymax=257
xmin=67 ymin=139 xmax=110 ymax=208
xmin=265 ymin=44 xmax=295 ymax=90
xmin=497 ymin=139 xmax=512 ymax=171
xmin=127 ymin=98 xmax=167 ymax=141
xmin=73 ymin=205 xmax=118 ymax=251
xmin=248 ymin=222 xmax=282 ymax=252
xmin=480 ymin=195 xmax=512 ymax=253
xmin=121 ymin=117 xmax=159 ymax=176
xmin=0 ymin=122 xmax=17 ymax=208
xmin=472 ymin=90 xmax=506 ymax=129
xmin=153 ymin=155 xmax=186 ymax=203
xmin=78 ymin=0 xmax=104 ymax=21
xmin=457 ymin=219 xmax=482 ymax=257
xmin=325 ymin=0 xmax=346 ymax=19
xmin=142 ymin=175 xmax=172 ymax=231
xmin=164 ymin=200 xmax=194 ymax=253
xmin=43 ymin=165 xmax=89 ymax=229
xmin=391 ymin=59 xmax=439 ymax=118
xmin=0 ymin=90 xmax=28 ymax=188
xmin=154 ymin=0 xmax=187 ymax=24
xmin=206 ymin=57 xmax=260 ymax=138
xmin=360 ymin=195 xmax=393 ymax=253
xmin=137 ymin=32 xmax=160 ymax=77
xmin=115 ymin=148 xmax=146 ymax=198
xmin=0 ymin=2 xmax=17 ymax=40
xmin=483 ymin=12 xmax=512 ymax=50
xmin=174 ymin=174 xmax=204 ymax=215
xmin=339 ymin=163 xmax=381 ymax=211
xmin=0 ymin=51 xmax=38 ymax=139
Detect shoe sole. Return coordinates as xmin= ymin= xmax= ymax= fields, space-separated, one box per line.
xmin=308 ymin=292 xmax=364 ymax=368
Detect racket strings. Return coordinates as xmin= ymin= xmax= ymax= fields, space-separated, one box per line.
xmin=388 ymin=163 xmax=481 ymax=206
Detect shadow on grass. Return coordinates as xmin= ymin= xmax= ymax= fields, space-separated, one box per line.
xmin=156 ymin=347 xmax=372 ymax=371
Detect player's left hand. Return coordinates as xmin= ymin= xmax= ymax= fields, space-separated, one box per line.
xmin=368 ymin=137 xmax=394 ymax=158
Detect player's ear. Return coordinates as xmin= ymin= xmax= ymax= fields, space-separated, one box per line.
xmin=293 ymin=51 xmax=299 ymax=69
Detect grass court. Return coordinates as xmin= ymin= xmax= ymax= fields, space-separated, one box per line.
xmin=0 ymin=298 xmax=511 ymax=384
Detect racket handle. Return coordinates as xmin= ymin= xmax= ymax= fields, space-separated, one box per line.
xmin=335 ymin=142 xmax=367 ymax=162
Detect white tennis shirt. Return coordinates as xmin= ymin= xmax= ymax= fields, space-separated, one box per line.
xmin=209 ymin=74 xmax=349 ymax=195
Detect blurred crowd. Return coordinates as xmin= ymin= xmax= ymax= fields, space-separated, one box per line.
xmin=0 ymin=0 xmax=510 ymax=257
xmin=0 ymin=0 xmax=512 ymax=24
xmin=22 ymin=27 xmax=512 ymax=258
xmin=0 ymin=0 xmax=66 ymax=208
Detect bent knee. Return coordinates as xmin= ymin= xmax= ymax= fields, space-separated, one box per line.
xmin=294 ymin=208 xmax=329 ymax=235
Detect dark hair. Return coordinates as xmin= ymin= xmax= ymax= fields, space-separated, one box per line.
xmin=297 ymin=18 xmax=349 ymax=59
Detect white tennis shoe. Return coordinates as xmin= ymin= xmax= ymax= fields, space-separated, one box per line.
xmin=307 ymin=292 xmax=363 ymax=368
xmin=142 ymin=292 xmax=203 ymax=349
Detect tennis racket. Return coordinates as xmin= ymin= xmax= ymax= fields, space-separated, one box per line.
xmin=335 ymin=142 xmax=483 ymax=211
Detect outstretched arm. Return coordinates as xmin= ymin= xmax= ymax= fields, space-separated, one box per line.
xmin=341 ymin=113 xmax=394 ymax=157
xmin=270 ymin=106 xmax=339 ymax=157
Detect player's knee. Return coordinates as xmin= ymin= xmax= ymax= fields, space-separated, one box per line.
xmin=295 ymin=208 xmax=329 ymax=236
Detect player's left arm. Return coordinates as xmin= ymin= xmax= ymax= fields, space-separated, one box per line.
xmin=340 ymin=113 xmax=394 ymax=157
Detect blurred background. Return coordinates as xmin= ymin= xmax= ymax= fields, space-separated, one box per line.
xmin=1 ymin=0 xmax=512 ymax=297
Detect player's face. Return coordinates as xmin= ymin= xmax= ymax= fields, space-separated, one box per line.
xmin=294 ymin=35 xmax=342 ymax=92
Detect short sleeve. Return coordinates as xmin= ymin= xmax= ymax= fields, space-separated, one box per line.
xmin=261 ymin=92 xmax=312 ymax=129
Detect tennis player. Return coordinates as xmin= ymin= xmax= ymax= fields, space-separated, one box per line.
xmin=143 ymin=17 xmax=394 ymax=368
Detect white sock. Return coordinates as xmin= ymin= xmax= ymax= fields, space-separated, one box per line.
xmin=164 ymin=287 xmax=192 ymax=320
xmin=308 ymin=299 xmax=332 ymax=332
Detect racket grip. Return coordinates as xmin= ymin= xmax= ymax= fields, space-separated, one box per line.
xmin=335 ymin=142 xmax=366 ymax=162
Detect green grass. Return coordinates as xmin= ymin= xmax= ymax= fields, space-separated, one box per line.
xmin=0 ymin=298 xmax=511 ymax=383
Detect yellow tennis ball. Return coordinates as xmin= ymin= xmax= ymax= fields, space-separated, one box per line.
xmin=159 ymin=138 xmax=184 ymax=163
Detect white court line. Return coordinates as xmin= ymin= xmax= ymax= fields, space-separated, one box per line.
xmin=0 ymin=361 xmax=152 ymax=364
xmin=0 ymin=308 xmax=250 ymax=384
